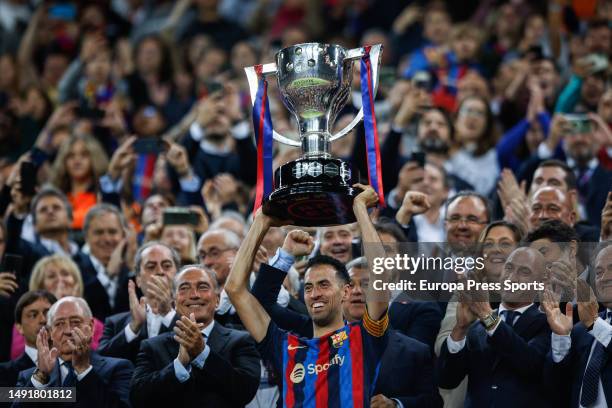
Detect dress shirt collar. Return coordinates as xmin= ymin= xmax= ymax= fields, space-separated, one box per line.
xmin=24 ymin=345 xmax=37 ymax=364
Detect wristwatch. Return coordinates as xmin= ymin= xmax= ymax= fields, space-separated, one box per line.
xmin=480 ymin=312 xmax=499 ymax=331
xmin=33 ymin=368 xmax=49 ymax=384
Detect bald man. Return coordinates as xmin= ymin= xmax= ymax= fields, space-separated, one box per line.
xmin=529 ymin=186 xmax=599 ymax=242
xmin=438 ymin=248 xmax=554 ymax=408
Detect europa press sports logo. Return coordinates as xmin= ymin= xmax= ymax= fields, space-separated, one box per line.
xmin=290 ymin=363 xmax=305 ymax=383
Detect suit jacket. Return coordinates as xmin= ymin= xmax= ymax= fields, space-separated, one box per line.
xmin=374 ymin=331 xmax=443 ymax=408
xmin=437 ymin=304 xmax=553 ymax=408
xmin=74 ymin=252 xmax=130 ymax=322
xmin=130 ymin=322 xmax=260 ymax=408
xmin=97 ymin=310 xmax=180 ymax=363
xmin=0 ymin=352 xmax=35 ymax=387
xmin=13 ymin=353 xmax=133 ymax=408
xmin=544 ymin=310 xmax=612 ymax=408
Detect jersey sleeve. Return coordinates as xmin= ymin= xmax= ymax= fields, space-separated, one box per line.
xmin=361 ymin=307 xmax=390 ymax=361
xmin=256 ymin=320 xmax=287 ymax=375
xmin=362 ymin=306 xmax=390 ymax=338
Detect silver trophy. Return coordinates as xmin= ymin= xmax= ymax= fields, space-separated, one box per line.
xmin=245 ymin=43 xmax=382 ymax=226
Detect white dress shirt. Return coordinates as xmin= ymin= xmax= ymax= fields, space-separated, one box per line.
xmin=31 ymin=357 xmax=93 ymax=388
xmin=24 ymin=345 xmax=38 ymax=364
xmin=173 ymin=320 xmax=215 ymax=382
xmin=447 ymin=303 xmax=534 ymax=353
xmin=551 ymin=309 xmax=612 ymax=408
xmin=90 ymin=255 xmax=118 ymax=309
xmin=124 ymin=305 xmax=176 ymax=342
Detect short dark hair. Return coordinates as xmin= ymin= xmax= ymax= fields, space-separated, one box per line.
xmin=525 ymin=219 xmax=579 ymax=248
xmin=536 ymin=160 xmax=577 ymax=190
xmin=479 ymin=220 xmax=524 ymax=244
xmin=306 ymin=255 xmax=350 ymax=285
xmin=419 ymin=107 xmax=455 ymax=141
xmin=375 ymin=220 xmax=407 ymax=243
xmin=587 ymin=18 xmax=610 ymax=32
xmin=31 ymin=185 xmax=73 ymax=226
xmin=14 ymin=290 xmax=57 ymax=324
xmin=446 ymin=190 xmax=492 ymax=223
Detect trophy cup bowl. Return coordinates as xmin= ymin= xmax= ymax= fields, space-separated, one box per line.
xmin=245 ymin=43 xmax=382 ymax=226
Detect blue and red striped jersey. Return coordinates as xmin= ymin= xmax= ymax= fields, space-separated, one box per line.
xmin=257 ymin=310 xmax=389 ymax=408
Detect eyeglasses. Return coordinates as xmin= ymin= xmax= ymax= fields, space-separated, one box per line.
xmin=198 ymin=247 xmax=234 ymax=261
xmin=445 ymin=216 xmax=488 ymax=226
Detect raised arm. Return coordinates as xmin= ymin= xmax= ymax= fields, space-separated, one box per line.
xmin=225 ymin=211 xmax=278 ymax=342
xmin=353 ymin=184 xmax=389 ymax=321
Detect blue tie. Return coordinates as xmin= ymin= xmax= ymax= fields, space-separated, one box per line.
xmin=62 ymin=361 xmax=77 ymax=387
xmin=581 ymin=341 xmax=605 ymax=406
xmin=503 ymin=310 xmax=519 ymax=327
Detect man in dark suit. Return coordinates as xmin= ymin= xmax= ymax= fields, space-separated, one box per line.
xmin=437 ymin=247 xmax=553 ymax=408
xmin=98 ymin=242 xmax=181 ymax=362
xmin=529 ymin=186 xmax=600 ymax=243
xmin=74 ymin=204 xmax=131 ymax=321
xmin=130 ymin=265 xmax=260 ymax=408
xmin=543 ymin=243 xmax=612 ymax=408
xmin=517 ymin=118 xmax=612 ymax=227
xmin=252 ymin=231 xmax=442 ymax=407
xmin=14 ymin=296 xmax=133 ymax=407
xmin=0 ymin=291 xmax=56 ymax=386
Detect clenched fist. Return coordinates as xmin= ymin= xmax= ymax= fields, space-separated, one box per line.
xmin=282 ymin=230 xmax=314 ymax=258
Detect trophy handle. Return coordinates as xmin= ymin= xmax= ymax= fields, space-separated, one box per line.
xmin=245 ymin=63 xmax=302 ymax=147
xmin=329 ymin=44 xmax=382 ymax=142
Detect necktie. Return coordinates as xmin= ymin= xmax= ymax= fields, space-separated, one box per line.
xmin=576 ymin=167 xmax=590 ymax=200
xmin=503 ymin=310 xmax=520 ymax=327
xmin=62 ymin=361 xmax=77 ymax=387
xmin=581 ymin=341 xmax=605 ymax=406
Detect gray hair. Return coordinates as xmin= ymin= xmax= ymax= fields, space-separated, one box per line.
xmin=46 ymin=296 xmax=92 ymax=327
xmin=134 ymin=241 xmax=181 ymax=276
xmin=198 ymin=228 xmax=241 ymax=251
xmin=174 ymin=264 xmax=220 ymax=294
xmin=346 ymin=256 xmax=368 ymax=272
xmin=210 ymin=212 xmax=248 ymax=238
xmin=83 ymin=203 xmax=128 ymax=235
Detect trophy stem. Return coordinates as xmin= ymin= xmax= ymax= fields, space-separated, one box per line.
xmin=301 ymin=133 xmax=331 ymax=158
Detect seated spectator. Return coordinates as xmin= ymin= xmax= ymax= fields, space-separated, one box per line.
xmin=529 ymin=186 xmax=600 ymax=242
xmin=15 ymin=296 xmax=133 ymax=407
xmin=437 ymin=247 xmax=553 ymax=407
xmin=98 ymin=242 xmax=180 ymax=362
xmin=542 ymin=242 xmax=612 ymax=408
xmin=434 ymin=220 xmax=522 ymax=407
xmin=130 ymin=265 xmax=260 ymax=407
xmin=0 ymin=290 xmax=55 ymax=386
xmin=448 ymin=96 xmax=500 ymax=196
xmin=11 ymin=255 xmax=104 ymax=359
xmin=6 ymin=185 xmax=79 ymax=259
xmin=160 ymin=223 xmax=197 ymax=265
xmin=49 ymin=134 xmax=109 ymax=230
xmin=74 ymin=204 xmax=131 ymax=321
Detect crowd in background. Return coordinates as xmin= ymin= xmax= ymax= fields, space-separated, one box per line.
xmin=0 ymin=0 xmax=611 ymax=407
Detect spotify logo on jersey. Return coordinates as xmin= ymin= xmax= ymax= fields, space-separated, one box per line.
xmin=290 ymin=363 xmax=305 ymax=383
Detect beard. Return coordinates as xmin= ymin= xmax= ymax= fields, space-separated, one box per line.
xmin=419 ymin=132 xmax=450 ymax=154
xmin=206 ymin=132 xmax=227 ymax=142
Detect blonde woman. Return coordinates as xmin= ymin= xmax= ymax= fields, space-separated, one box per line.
xmin=50 ymin=134 xmax=109 ymax=230
xmin=10 ymin=255 xmax=104 ymax=359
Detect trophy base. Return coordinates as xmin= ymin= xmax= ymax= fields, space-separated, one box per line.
xmin=262 ymin=157 xmax=360 ymax=226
